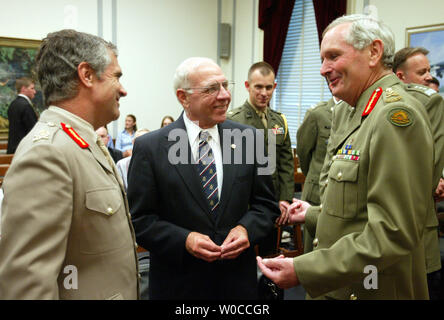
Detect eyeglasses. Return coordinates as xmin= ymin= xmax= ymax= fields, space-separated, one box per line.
xmin=183 ymin=81 xmax=234 ymax=96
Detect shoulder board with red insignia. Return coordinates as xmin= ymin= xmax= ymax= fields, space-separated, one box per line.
xmin=61 ymin=122 xmax=89 ymax=149
xmin=362 ymin=87 xmax=383 ymax=117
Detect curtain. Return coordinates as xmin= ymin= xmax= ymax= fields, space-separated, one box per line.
xmin=312 ymin=0 xmax=347 ymax=46
xmin=259 ymin=0 xmax=295 ymax=74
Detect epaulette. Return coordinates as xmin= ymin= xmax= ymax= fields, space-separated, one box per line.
xmin=61 ymin=122 xmax=89 ymax=149
xmin=227 ymin=107 xmax=244 ymax=117
xmin=32 ymin=121 xmax=58 ymax=144
xmin=310 ymin=101 xmax=328 ymax=110
xmin=404 ymin=83 xmax=436 ymax=97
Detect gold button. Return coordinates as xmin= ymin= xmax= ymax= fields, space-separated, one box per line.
xmin=350 ymin=293 xmax=357 ymax=300
xmin=312 ymin=238 xmax=319 ymax=247
xmin=66 ymin=124 xmax=71 ymax=129
xmin=320 ymin=204 xmax=323 ymax=209
xmin=337 ymin=172 xmax=342 ymax=180
xmin=107 ymin=207 xmax=113 ymax=214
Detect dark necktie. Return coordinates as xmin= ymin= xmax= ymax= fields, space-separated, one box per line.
xmin=197 ymin=131 xmax=219 ymax=212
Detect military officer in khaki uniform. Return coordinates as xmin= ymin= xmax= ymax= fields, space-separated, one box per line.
xmin=227 ymin=62 xmax=294 ymax=216
xmin=0 ymin=30 xmax=139 ymax=299
xmin=296 ymin=97 xmax=341 ymax=252
xmin=393 ymin=47 xmax=444 ymax=299
xmin=258 ymin=14 xmax=434 ymax=299
xmin=227 ymin=62 xmax=294 ymax=255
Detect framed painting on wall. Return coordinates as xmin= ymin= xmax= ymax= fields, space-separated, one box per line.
xmin=0 ymin=36 xmax=43 ymax=140
xmin=406 ymin=23 xmax=444 ymax=95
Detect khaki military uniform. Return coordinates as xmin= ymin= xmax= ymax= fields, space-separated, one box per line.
xmin=0 ymin=106 xmax=139 ymax=299
xmin=294 ymin=74 xmax=434 ymax=300
xmin=227 ymin=100 xmax=294 ymax=201
xmin=402 ymin=83 xmax=444 ymax=274
xmin=296 ymin=99 xmax=333 ymax=252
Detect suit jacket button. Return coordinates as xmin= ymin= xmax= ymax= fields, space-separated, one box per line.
xmin=337 ymin=172 xmax=343 ymax=180
xmin=107 ymin=207 xmax=114 ymax=214
xmin=312 ymin=238 xmax=319 ymax=248
xmin=350 ymin=293 xmax=357 ymax=300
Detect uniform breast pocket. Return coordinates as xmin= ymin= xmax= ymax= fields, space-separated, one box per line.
xmin=80 ymin=186 xmax=127 ymax=254
xmin=324 ymin=160 xmax=359 ymax=219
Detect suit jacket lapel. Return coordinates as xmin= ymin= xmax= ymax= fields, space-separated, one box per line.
xmin=216 ymin=121 xmax=237 ymax=220
xmin=162 ymin=115 xmax=213 ymax=217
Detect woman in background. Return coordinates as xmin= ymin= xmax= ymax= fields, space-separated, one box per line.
xmin=160 ymin=115 xmax=174 ymax=128
xmin=116 ymin=114 xmax=137 ymax=157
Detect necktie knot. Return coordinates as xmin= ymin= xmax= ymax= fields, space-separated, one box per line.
xmin=199 ymin=131 xmax=210 ymax=142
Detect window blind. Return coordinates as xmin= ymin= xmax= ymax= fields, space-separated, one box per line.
xmin=271 ymin=0 xmax=331 ymax=147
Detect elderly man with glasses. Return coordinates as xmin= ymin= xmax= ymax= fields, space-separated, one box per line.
xmin=127 ymin=57 xmax=279 ymax=300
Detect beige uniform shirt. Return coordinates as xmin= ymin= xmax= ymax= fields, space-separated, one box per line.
xmin=0 ymin=106 xmax=139 ymax=299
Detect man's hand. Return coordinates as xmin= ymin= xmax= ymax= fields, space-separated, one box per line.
xmin=185 ymin=232 xmax=221 ymax=262
xmin=123 ymin=149 xmax=132 ymax=158
xmin=257 ymin=255 xmax=299 ymax=289
xmin=287 ymin=198 xmax=311 ymax=223
xmin=434 ymin=178 xmax=444 ymax=202
xmin=276 ymin=201 xmax=290 ymax=225
xmin=220 ymin=225 xmax=250 ymax=259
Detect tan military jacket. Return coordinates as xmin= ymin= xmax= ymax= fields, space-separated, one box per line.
xmin=0 ymin=106 xmax=139 ymax=299
xmin=297 ymin=99 xmax=334 ymax=205
xmin=228 ymin=100 xmax=294 ymax=201
xmin=402 ymin=83 xmax=444 ymax=273
xmin=294 ymin=74 xmax=434 ymax=300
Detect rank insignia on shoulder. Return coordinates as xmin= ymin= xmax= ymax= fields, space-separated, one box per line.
xmin=362 ymin=87 xmax=382 ymax=117
xmin=33 ymin=130 xmax=50 ymax=142
xmin=384 ymin=88 xmax=402 ymax=103
xmin=61 ymin=122 xmax=89 ymax=148
xmin=388 ymin=108 xmax=413 ymax=127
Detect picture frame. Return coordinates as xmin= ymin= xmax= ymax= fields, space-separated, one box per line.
xmin=406 ymin=23 xmax=444 ymax=95
xmin=0 ymin=36 xmax=43 ymax=140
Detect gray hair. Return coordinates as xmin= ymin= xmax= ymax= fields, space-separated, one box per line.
xmin=173 ymin=57 xmax=218 ymax=92
xmin=36 ymin=29 xmax=118 ymax=106
xmin=323 ymin=14 xmax=395 ymax=69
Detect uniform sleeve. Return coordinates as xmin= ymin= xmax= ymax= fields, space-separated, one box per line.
xmin=0 ymin=144 xmax=73 ymax=299
xmin=296 ymin=109 xmax=317 ymax=176
xmin=277 ymin=116 xmax=295 ymax=201
xmin=293 ymin=103 xmax=433 ymax=298
xmin=426 ymin=95 xmax=444 ymax=186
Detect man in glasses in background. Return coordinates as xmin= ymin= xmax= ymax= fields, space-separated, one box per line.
xmin=228 ymin=62 xmax=294 ymax=257
xmin=127 ymin=57 xmax=279 ymax=299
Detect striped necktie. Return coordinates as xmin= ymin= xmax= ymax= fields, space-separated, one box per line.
xmin=197 ymin=131 xmax=219 ymax=212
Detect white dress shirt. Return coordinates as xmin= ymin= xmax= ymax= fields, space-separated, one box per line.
xmin=183 ymin=113 xmax=223 ymax=199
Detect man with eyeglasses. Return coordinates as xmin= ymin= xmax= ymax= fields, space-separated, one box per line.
xmin=127 ymin=57 xmax=279 ymax=299
xmin=228 ymin=62 xmax=294 ymax=256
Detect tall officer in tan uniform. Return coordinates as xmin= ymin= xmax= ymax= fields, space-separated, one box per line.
xmin=258 ymin=14 xmax=434 ymax=299
xmin=393 ymin=46 xmax=444 ymax=299
xmin=296 ymin=97 xmax=341 ymax=253
xmin=0 ymin=29 xmax=139 ymax=299
xmin=227 ymin=62 xmax=294 ymax=221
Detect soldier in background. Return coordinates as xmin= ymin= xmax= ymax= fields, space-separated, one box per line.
xmin=296 ymin=96 xmax=341 ymax=253
xmin=394 ymin=46 xmax=444 ymax=300
xmin=228 ymin=61 xmax=294 ymax=255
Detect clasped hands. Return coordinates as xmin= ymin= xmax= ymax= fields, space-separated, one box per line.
xmin=185 ymin=225 xmax=250 ymax=262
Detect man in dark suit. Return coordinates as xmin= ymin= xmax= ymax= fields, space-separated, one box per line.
xmin=127 ymin=57 xmax=279 ymax=300
xmin=7 ymin=77 xmax=38 ymax=154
